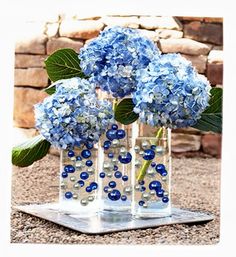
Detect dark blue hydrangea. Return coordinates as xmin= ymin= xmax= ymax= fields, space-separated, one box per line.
xmin=132 ymin=54 xmax=211 ymax=128
xmin=34 ymin=77 xmax=114 ymax=149
xmin=79 ymin=26 xmax=160 ymax=98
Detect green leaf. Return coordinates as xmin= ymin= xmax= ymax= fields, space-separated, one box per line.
xmin=115 ymin=98 xmax=139 ymax=125
xmin=192 ymin=87 xmax=223 ymax=133
xmin=44 ymin=83 xmax=56 ymax=95
xmin=44 ymin=48 xmax=86 ymax=83
xmin=12 ymin=135 xmax=51 ymax=167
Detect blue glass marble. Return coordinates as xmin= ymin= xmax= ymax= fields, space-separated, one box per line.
xmin=151 ymin=145 xmax=156 ymax=150
xmin=85 ymin=160 xmax=93 ymax=167
xmin=113 ymin=165 xmax=118 ymax=171
xmin=99 ymin=172 xmax=106 ymax=178
xmin=76 ymin=156 xmax=82 ymax=161
xmin=106 ymin=129 xmax=117 ymax=140
xmin=78 ymin=180 xmax=85 ymax=187
xmin=65 ymin=191 xmax=73 ymax=199
xmin=86 ymin=186 xmax=92 ymax=193
xmin=118 ymin=152 xmax=132 ymax=164
xmin=138 ymin=180 xmax=145 ymax=185
xmin=114 ymin=171 xmax=122 ymax=178
xmin=103 ymin=140 xmax=111 ymax=150
xmin=90 ymin=182 xmax=98 ymax=190
xmin=121 ymin=195 xmax=127 ymax=201
xmin=104 ymin=186 xmax=109 ymax=193
xmin=111 ymin=124 xmax=118 ymax=130
xmin=122 ymin=175 xmax=128 ymax=181
xmin=162 ymin=196 xmax=169 ymax=203
xmin=139 ymin=200 xmax=145 ymax=206
xmin=116 ymin=129 xmax=126 ymax=139
xmin=140 ymin=186 xmax=146 ymax=192
xmin=108 ymin=152 xmax=114 ymax=158
xmin=80 ymin=172 xmax=89 ymax=180
xmin=108 ymin=189 xmax=121 ymax=201
xmin=151 ymin=162 xmax=156 ymax=168
xmin=85 ymin=141 xmax=94 ymax=149
xmin=61 ymin=172 xmax=68 ymax=178
xmin=160 ymin=170 xmax=168 ymax=176
xmin=149 ymin=180 xmax=162 ymax=190
xmin=64 ymin=165 xmax=75 ymax=173
xmin=155 ymin=164 xmax=166 ymax=173
xmin=81 ymin=149 xmax=91 ymax=159
xmin=108 ymin=181 xmax=116 ymax=188
xmin=67 ymin=150 xmax=75 ymax=157
xmin=143 ymin=149 xmax=155 ymax=160
xmin=156 ymin=189 xmax=164 ymax=197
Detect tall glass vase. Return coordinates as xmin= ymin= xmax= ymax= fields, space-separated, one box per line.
xmin=59 ymin=144 xmax=99 ymax=215
xmin=132 ymin=123 xmax=172 ymax=218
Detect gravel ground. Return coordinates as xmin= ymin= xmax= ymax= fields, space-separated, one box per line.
xmin=11 ymin=154 xmax=220 ymax=244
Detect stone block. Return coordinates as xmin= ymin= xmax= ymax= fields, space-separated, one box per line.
xmin=14 ymin=87 xmax=48 ymax=128
xmin=171 ymin=133 xmax=201 ymax=152
xmin=201 ymin=133 xmax=222 ymax=158
xmin=156 ymin=29 xmax=183 ymax=39
xmin=184 ymin=21 xmax=223 ymax=45
xmin=14 ymin=68 xmax=48 ymax=88
xmin=59 ymin=20 xmax=104 ymax=39
xmin=15 ymin=35 xmax=47 ymax=54
xmin=138 ymin=29 xmax=159 ymax=42
xmin=159 ymin=38 xmax=210 ymax=55
xmin=208 ymin=50 xmax=223 ymax=64
xmin=176 ymin=16 xmax=204 ymax=22
xmin=181 ymin=54 xmax=207 ymax=73
xmin=100 ymin=16 xmax=139 ymax=28
xmin=15 ymin=54 xmax=46 ymax=68
xmin=139 ymin=16 xmax=182 ymax=30
xmin=46 ymin=37 xmax=84 ymax=54
xmin=204 ymin=17 xmax=223 ymax=23
xmin=206 ymin=63 xmax=223 ymax=85
xmin=45 ymin=22 xmax=59 ymax=37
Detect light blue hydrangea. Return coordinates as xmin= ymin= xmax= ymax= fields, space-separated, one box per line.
xmin=79 ymin=26 xmax=160 ymax=98
xmin=132 ymin=53 xmax=211 ymax=128
xmin=34 ymin=77 xmax=114 ymax=149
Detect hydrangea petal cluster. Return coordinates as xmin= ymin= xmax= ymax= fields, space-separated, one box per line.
xmin=79 ymin=26 xmax=160 ymax=98
xmin=34 ymin=77 xmax=114 ymax=149
xmin=132 ymin=53 xmax=211 ymax=128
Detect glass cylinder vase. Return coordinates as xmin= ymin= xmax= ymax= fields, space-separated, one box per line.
xmin=59 ymin=144 xmax=99 ymax=216
xmin=132 ymin=123 xmax=172 ymax=218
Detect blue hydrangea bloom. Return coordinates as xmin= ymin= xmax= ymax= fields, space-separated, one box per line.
xmin=79 ymin=26 xmax=160 ymax=98
xmin=34 ymin=77 xmax=114 ymax=149
xmin=132 ymin=54 xmax=211 ymax=128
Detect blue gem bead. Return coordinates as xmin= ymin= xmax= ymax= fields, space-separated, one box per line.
xmin=85 ymin=141 xmax=94 ymax=149
xmin=86 ymin=160 xmax=93 ymax=167
xmin=114 ymin=171 xmax=122 ymax=178
xmin=61 ymin=172 xmax=68 ymax=178
xmin=151 ymin=162 xmax=156 ymax=168
xmin=86 ymin=186 xmax=92 ymax=193
xmin=138 ymin=180 xmax=145 ymax=185
xmin=81 ymin=149 xmax=91 ymax=159
xmin=122 ymin=175 xmax=128 ymax=181
xmin=162 ymin=196 xmax=169 ymax=203
xmin=104 ymin=186 xmax=109 ymax=193
xmin=118 ymin=152 xmax=132 ymax=164
xmin=155 ymin=164 xmax=166 ymax=173
xmin=99 ymin=172 xmax=106 ymax=178
xmin=108 ymin=189 xmax=121 ymax=201
xmin=111 ymin=124 xmax=118 ymax=130
xmin=109 ymin=181 xmax=116 ymax=188
xmin=67 ymin=150 xmax=75 ymax=157
xmin=160 ymin=170 xmax=168 ymax=176
xmin=65 ymin=192 xmax=73 ymax=199
xmin=64 ymin=165 xmax=75 ymax=173
xmin=156 ymin=189 xmax=164 ymax=197
xmin=149 ymin=180 xmax=162 ymax=190
xmin=106 ymin=129 xmax=117 ymax=140
xmin=78 ymin=180 xmax=85 ymax=187
xmin=139 ymin=200 xmax=145 ymax=206
xmin=108 ymin=152 xmax=114 ymax=158
xmin=76 ymin=156 xmax=82 ymax=161
xmin=103 ymin=140 xmax=111 ymax=150
xmin=116 ymin=129 xmax=126 ymax=139
xmin=90 ymin=182 xmax=98 ymax=190
xmin=151 ymin=145 xmax=156 ymax=150
xmin=143 ymin=149 xmax=155 ymax=161
xmin=140 ymin=186 xmax=146 ymax=192
xmin=80 ymin=172 xmax=89 ymax=180
xmin=113 ymin=165 xmax=118 ymax=171
xmin=121 ymin=195 xmax=127 ymax=201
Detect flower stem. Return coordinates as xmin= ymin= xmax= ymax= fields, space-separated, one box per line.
xmin=112 ymin=98 xmax=118 ymax=112
xmin=136 ymin=127 xmax=164 ymax=182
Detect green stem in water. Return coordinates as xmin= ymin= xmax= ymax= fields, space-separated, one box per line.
xmin=136 ymin=127 xmax=163 ymax=182
xmin=112 ymin=98 xmax=118 ymax=112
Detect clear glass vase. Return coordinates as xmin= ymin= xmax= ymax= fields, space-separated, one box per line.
xmin=59 ymin=144 xmax=99 ymax=216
